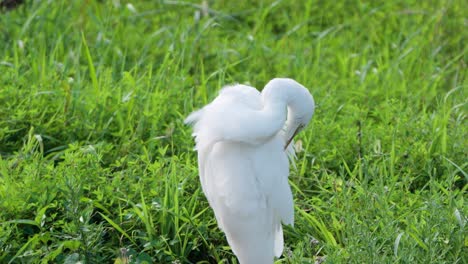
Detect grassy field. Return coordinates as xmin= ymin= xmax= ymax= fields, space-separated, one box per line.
xmin=0 ymin=0 xmax=466 ymax=263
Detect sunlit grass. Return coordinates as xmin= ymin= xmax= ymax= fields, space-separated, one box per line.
xmin=0 ymin=0 xmax=466 ymax=263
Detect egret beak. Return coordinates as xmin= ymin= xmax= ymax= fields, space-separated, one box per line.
xmin=284 ymin=125 xmax=302 ymax=150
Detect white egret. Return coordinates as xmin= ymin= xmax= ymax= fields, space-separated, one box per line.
xmin=185 ymin=78 xmax=315 ymax=264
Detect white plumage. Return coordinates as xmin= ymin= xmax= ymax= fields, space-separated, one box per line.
xmin=185 ymin=78 xmax=315 ymax=264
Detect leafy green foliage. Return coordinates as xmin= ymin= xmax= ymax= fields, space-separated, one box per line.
xmin=0 ymin=0 xmax=466 ymax=263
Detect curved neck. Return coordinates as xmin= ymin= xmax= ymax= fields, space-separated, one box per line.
xmin=260 ymin=78 xmax=314 ymax=143
xmin=260 ymin=82 xmax=294 ymax=141
xmin=262 ymin=99 xmax=287 ymax=130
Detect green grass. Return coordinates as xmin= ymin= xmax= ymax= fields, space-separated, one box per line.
xmin=0 ymin=0 xmax=466 ymax=263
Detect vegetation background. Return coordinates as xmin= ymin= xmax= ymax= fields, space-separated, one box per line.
xmin=0 ymin=0 xmax=466 ymax=263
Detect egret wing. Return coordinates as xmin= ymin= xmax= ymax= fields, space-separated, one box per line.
xmin=203 ymin=136 xmax=293 ymax=260
xmin=203 ymin=141 xmax=277 ymax=263
xmin=185 ymin=84 xmax=265 ymax=198
xmin=250 ymin=135 xmax=294 ymax=257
